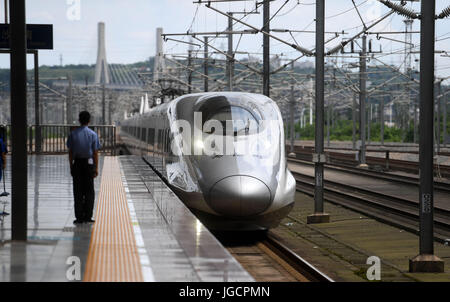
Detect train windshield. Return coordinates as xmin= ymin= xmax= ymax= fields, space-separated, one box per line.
xmin=194 ymin=94 xmax=282 ymax=161
xmin=205 ymin=106 xmax=259 ymax=136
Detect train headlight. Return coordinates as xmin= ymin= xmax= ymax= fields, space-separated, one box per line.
xmin=195 ymin=140 xmax=204 ymax=150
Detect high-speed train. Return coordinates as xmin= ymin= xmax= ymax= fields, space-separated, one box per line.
xmin=120 ymin=92 xmax=296 ymax=230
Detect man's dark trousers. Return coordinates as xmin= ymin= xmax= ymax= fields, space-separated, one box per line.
xmin=72 ymin=158 xmax=95 ymax=221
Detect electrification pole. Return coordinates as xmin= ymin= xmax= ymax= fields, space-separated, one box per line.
xmin=358 ymin=35 xmax=368 ymax=168
xmin=409 ymin=0 xmax=444 ymax=273
xmin=327 ymin=97 xmax=330 ymax=147
xmin=381 ymin=96 xmax=385 ymax=145
xmin=188 ymin=49 xmax=192 ymax=94
xmin=444 ymin=92 xmax=447 ymax=146
xmin=307 ymin=0 xmax=329 ymax=224
xmin=227 ymin=13 xmax=234 ymax=91
xmin=262 ymin=0 xmax=270 ymax=97
xmin=10 ymin=0 xmax=27 ymax=241
xmin=327 ymin=67 xmax=336 ymax=147
xmin=289 ymin=62 xmax=295 ymax=155
xmin=34 ymin=51 xmax=41 ymax=153
xmin=368 ymin=103 xmax=371 ymax=144
xmin=436 ymin=80 xmax=441 ymax=153
xmin=414 ymin=97 xmax=418 ymax=144
xmin=204 ymin=36 xmax=209 ymax=92
xmin=352 ymin=93 xmax=357 ymax=150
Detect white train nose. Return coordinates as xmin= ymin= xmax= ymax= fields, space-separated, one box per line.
xmin=209 ymin=175 xmax=271 ymax=217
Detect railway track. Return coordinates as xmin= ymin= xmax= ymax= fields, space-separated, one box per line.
xmin=288 ymin=146 xmax=450 ymax=178
xmin=288 ymin=157 xmax=450 ymax=193
xmin=217 ymin=231 xmax=333 ymax=282
xmin=289 ymin=164 xmax=450 ymax=243
xmin=263 ymin=233 xmax=334 ymax=282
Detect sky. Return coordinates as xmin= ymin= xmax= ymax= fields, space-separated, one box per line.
xmin=0 ymin=0 xmax=449 ymax=78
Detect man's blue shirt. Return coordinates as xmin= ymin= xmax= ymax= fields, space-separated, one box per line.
xmin=67 ymin=126 xmax=101 ymax=159
xmin=0 ymin=138 xmax=6 ymax=167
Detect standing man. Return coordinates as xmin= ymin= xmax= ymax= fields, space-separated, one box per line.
xmin=67 ymin=111 xmax=101 ymax=224
xmin=0 ymin=126 xmax=7 ymax=179
xmin=0 ymin=126 xmax=8 ymax=215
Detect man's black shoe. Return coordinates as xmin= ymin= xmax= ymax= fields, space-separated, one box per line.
xmin=85 ymin=219 xmax=95 ymax=223
xmin=73 ymin=219 xmax=83 ymax=224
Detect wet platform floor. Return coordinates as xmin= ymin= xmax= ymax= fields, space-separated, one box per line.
xmin=0 ymin=155 xmax=252 ymax=282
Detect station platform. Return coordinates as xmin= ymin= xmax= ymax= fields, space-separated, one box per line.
xmin=0 ymin=155 xmax=253 ymax=282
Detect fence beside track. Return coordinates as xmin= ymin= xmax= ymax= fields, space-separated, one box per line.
xmin=3 ymin=125 xmax=117 ymax=155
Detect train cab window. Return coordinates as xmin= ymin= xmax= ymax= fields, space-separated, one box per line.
xmin=204 ymin=106 xmax=259 ymax=136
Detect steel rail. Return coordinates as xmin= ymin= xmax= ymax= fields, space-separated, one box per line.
xmin=264 ymin=232 xmax=335 ymax=282
xmin=288 ymin=157 xmax=450 ymax=193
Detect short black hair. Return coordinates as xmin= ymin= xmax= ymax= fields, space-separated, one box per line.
xmin=0 ymin=125 xmax=5 ymax=140
xmin=79 ymin=111 xmax=91 ymax=125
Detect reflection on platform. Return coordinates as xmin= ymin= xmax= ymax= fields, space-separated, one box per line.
xmin=0 ymin=155 xmax=252 ymax=282
xmin=0 ymin=155 xmax=102 ymax=282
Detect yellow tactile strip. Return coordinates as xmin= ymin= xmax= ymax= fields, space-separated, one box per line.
xmin=83 ymin=156 xmax=144 ymax=282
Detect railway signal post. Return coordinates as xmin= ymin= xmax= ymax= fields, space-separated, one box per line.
xmin=307 ymin=0 xmax=330 ymax=224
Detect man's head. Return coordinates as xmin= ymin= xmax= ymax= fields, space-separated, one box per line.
xmin=0 ymin=125 xmax=5 ymax=140
xmin=79 ymin=111 xmax=91 ymax=126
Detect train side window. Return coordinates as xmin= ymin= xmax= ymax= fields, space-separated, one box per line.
xmin=157 ymin=129 xmax=163 ymax=152
xmin=163 ymin=129 xmax=166 ymax=153
xmin=166 ymin=129 xmax=171 ymax=154
xmin=163 ymin=130 xmax=167 ymax=154
xmin=148 ymin=128 xmax=155 ymax=145
xmin=141 ymin=128 xmax=147 ymax=142
xmin=160 ymin=130 xmax=163 ymax=153
xmin=154 ymin=129 xmax=158 ymax=154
